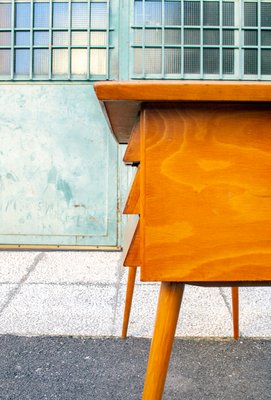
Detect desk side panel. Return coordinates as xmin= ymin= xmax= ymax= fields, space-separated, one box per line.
xmin=140 ymin=103 xmax=271 ymax=282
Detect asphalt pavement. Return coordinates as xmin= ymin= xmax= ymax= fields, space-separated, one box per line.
xmin=0 ymin=336 xmax=270 ymax=400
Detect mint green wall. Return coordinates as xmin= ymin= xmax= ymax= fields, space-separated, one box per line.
xmin=0 ymin=84 xmax=120 ymax=246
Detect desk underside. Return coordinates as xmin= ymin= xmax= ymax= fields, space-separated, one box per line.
xmin=95 ymin=81 xmax=271 ymax=144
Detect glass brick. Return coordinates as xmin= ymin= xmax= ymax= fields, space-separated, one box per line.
xmin=165 ymin=1 xmax=181 ymax=26
xmin=0 ymin=31 xmax=11 ymax=46
xmin=244 ymin=30 xmax=258 ymax=46
xmin=261 ymin=3 xmax=271 ymax=27
xmin=223 ymin=2 xmax=235 ymax=26
xmin=184 ymin=1 xmax=200 ymax=26
xmin=145 ymin=28 xmax=162 ymax=44
xmin=52 ymin=48 xmax=68 ymax=75
xmin=0 ymin=3 xmax=12 ymax=28
xmin=203 ymin=29 xmax=219 ymax=45
xmin=203 ymin=1 xmax=219 ymax=26
xmin=261 ymin=30 xmax=271 ymax=46
xmin=184 ymin=48 xmax=200 ymax=73
xmin=34 ymin=49 xmax=49 ymax=75
xmin=134 ymin=48 xmax=142 ymax=74
xmin=223 ymin=48 xmax=234 ymax=74
xmin=90 ymin=31 xmax=107 ymax=46
xmin=34 ymin=31 xmax=50 ymax=46
xmin=72 ymin=31 xmax=88 ymax=46
xmin=72 ymin=48 xmax=88 ymax=74
xmin=244 ymin=3 xmax=257 ymax=27
xmin=164 ymin=29 xmax=182 ymax=45
xmin=53 ymin=2 xmax=69 ymax=28
xmin=15 ymin=49 xmax=30 ymax=75
xmin=261 ymin=49 xmax=271 ymax=75
xmin=15 ymin=3 xmax=31 ymax=28
xmin=90 ymin=48 xmax=107 ymax=75
xmin=244 ymin=49 xmax=258 ymax=74
xmin=223 ymin=30 xmax=234 ymax=45
xmin=72 ymin=2 xmax=89 ymax=28
xmin=15 ymin=31 xmax=30 ymax=46
xmin=144 ymin=0 xmax=162 ymax=26
xmin=0 ymin=49 xmax=11 ymax=74
xmin=91 ymin=2 xmax=107 ymax=29
xmin=34 ymin=2 xmax=50 ymax=28
xmin=144 ymin=47 xmax=162 ymax=73
xmin=165 ymin=48 xmax=181 ymax=74
xmin=184 ymin=29 xmax=200 ymax=45
xmin=53 ymin=31 xmax=69 ymax=46
xmin=203 ymin=48 xmax=219 ymax=73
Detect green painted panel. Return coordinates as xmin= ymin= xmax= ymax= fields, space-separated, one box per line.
xmin=0 ymin=84 xmax=118 ymax=246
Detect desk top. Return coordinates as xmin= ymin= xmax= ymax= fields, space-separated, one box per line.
xmin=94 ymin=81 xmax=271 ymax=143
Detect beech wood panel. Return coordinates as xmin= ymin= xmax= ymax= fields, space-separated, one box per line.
xmin=95 ymin=81 xmax=271 ymax=102
xmin=123 ymin=167 xmax=140 ymax=215
xmin=142 ymin=282 xmax=185 ymax=399
xmin=123 ymin=120 xmax=141 ymax=164
xmin=103 ymin=101 xmax=141 ymax=143
xmin=140 ymin=102 xmax=271 ymax=282
xmin=95 ymin=82 xmax=271 ymax=143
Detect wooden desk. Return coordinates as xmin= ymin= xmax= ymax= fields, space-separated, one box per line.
xmin=95 ymin=81 xmax=271 ymax=400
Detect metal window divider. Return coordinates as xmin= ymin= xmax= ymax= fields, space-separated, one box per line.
xmin=49 ymin=0 xmax=53 ymax=80
xmin=161 ymin=0 xmax=165 ymax=78
xmin=238 ymin=0 xmax=243 ymax=79
xmin=11 ymin=0 xmax=15 ymax=79
xmin=219 ymin=0 xmax=223 ymax=79
xmin=106 ymin=0 xmax=110 ymax=79
xmin=181 ymin=0 xmax=184 ymax=78
xmin=30 ymin=0 xmax=34 ymax=80
xmin=130 ymin=21 xmax=135 ymax=78
xmin=142 ymin=0 xmax=145 ymax=77
xmin=200 ymin=0 xmax=203 ymax=78
xmin=68 ymin=0 xmax=72 ymax=79
xmin=257 ymin=0 xmax=261 ymax=79
xmin=87 ymin=0 xmax=91 ymax=79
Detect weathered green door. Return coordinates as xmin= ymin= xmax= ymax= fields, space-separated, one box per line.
xmin=0 ymin=84 xmax=119 ymax=247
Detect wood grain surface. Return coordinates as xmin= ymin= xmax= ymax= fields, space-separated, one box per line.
xmin=123 ymin=120 xmax=141 ymax=163
xmin=95 ymin=81 xmax=271 ymax=102
xmin=95 ymin=82 xmax=271 ymax=143
xmin=103 ymin=101 xmax=141 ymax=143
xmin=142 ymin=282 xmax=185 ymax=399
xmin=123 ymin=167 xmax=140 ymax=215
xmin=140 ymin=102 xmax=271 ymax=282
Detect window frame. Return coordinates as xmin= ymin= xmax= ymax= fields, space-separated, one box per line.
xmin=0 ymin=0 xmax=116 ymax=81
xmin=129 ymin=0 xmax=271 ymax=80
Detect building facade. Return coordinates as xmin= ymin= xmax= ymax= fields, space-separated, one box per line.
xmin=1 ymin=0 xmax=271 ymax=247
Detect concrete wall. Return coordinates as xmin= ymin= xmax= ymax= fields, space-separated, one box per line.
xmin=0 ymin=251 xmax=270 ymax=338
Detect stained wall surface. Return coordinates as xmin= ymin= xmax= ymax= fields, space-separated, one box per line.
xmin=0 ymin=84 xmax=119 ymax=246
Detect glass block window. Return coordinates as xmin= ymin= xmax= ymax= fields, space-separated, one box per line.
xmin=132 ymin=0 xmax=271 ymax=79
xmin=0 ymin=0 xmax=111 ymax=80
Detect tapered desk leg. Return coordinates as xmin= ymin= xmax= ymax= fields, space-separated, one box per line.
xmin=142 ymin=282 xmax=185 ymax=400
xmin=122 ymin=266 xmax=138 ymax=338
xmin=231 ymin=287 xmax=239 ymax=340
